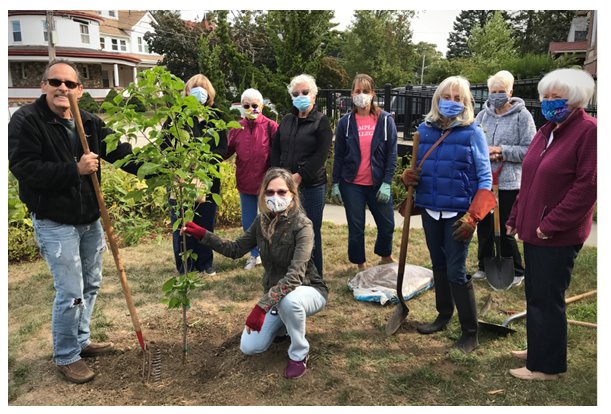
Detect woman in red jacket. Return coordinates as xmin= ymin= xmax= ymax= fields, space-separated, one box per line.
xmin=506 ymin=68 xmax=596 ymax=381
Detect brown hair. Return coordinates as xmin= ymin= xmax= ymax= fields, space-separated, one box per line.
xmin=351 ymin=73 xmax=380 ymax=117
xmin=41 ymin=58 xmax=80 ymax=83
xmin=184 ymin=74 xmax=216 ymax=106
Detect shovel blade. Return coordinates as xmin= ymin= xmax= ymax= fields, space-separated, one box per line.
xmin=385 ymin=303 xmax=409 ymax=336
xmin=484 ymin=257 xmax=515 ymax=291
xmin=478 ymin=319 xmax=517 ymax=336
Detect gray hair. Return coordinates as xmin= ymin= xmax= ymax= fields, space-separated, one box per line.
xmin=487 ymin=70 xmax=514 ymax=92
xmin=287 ymin=74 xmax=318 ymax=96
xmin=241 ymin=88 xmax=263 ymax=104
xmin=538 ymin=68 xmax=595 ymax=108
xmin=41 ymin=58 xmax=80 ymax=83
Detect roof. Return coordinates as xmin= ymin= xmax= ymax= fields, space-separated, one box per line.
xmin=97 ymin=10 xmax=149 ymax=37
xmin=8 ymin=10 xmax=104 ymax=23
xmin=8 ymin=45 xmax=154 ymax=65
xmin=549 ymin=41 xmax=588 ymax=54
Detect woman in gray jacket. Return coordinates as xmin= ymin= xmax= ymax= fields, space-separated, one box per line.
xmin=182 ymin=168 xmax=328 ymax=379
xmin=473 ymin=70 xmax=536 ymax=286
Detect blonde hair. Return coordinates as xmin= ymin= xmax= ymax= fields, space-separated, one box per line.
xmin=427 ymin=76 xmax=475 ymax=126
xmin=487 ymin=70 xmax=514 ymax=92
xmin=184 ymin=74 xmax=216 ymax=106
xmin=257 ymin=168 xmax=302 ymax=240
xmin=537 ymin=68 xmax=595 ymax=108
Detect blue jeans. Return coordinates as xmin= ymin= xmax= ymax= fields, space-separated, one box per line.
xmin=421 ymin=212 xmax=470 ymax=285
xmin=240 ymin=192 xmax=260 ymax=258
xmin=169 ymin=198 xmax=215 ymax=273
xmin=32 ymin=215 xmax=106 ymax=365
xmin=339 ymin=180 xmax=395 ymax=264
xmin=240 ymin=286 xmax=327 ymax=361
xmin=299 ymin=184 xmax=326 ymax=276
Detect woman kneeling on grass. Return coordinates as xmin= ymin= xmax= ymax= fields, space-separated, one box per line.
xmin=181 ymin=167 xmax=328 ymax=379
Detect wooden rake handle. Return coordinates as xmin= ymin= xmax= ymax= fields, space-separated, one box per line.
xmin=68 ymin=93 xmax=146 ymax=350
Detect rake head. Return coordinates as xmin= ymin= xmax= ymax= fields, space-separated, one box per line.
xmin=142 ymin=343 xmax=162 ymax=383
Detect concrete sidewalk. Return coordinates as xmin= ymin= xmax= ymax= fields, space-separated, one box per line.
xmin=322 ymin=203 xmax=597 ymax=247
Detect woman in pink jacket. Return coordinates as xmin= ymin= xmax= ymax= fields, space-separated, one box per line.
xmin=227 ymin=88 xmax=279 ymax=270
xmin=506 ymin=68 xmax=596 ymax=381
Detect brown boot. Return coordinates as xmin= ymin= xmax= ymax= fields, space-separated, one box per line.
xmin=81 ymin=342 xmax=114 ymax=357
xmin=57 ymin=360 xmax=95 ymax=384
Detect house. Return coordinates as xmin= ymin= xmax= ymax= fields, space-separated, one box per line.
xmin=8 ymin=10 xmax=163 ymax=105
xmin=548 ymin=10 xmax=597 ymax=77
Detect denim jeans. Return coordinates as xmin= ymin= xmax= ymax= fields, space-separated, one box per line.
xmin=339 ymin=180 xmax=395 ymax=264
xmin=421 ymin=212 xmax=470 ymax=285
xmin=240 ymin=286 xmax=326 ymax=361
xmin=169 ymin=198 xmax=216 ymax=273
xmin=240 ymin=192 xmax=260 ymax=258
xmin=32 ymin=215 xmax=106 ymax=365
xmin=299 ymin=183 xmax=326 ymax=276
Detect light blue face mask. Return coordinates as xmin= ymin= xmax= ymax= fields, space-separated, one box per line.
xmin=438 ymin=99 xmax=465 ymax=118
xmin=189 ymin=87 xmax=208 ymax=105
xmin=292 ymin=95 xmax=312 ymax=112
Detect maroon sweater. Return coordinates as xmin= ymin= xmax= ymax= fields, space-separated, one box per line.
xmin=507 ymin=108 xmax=596 ymax=246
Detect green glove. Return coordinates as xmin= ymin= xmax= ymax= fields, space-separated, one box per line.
xmin=376 ymin=182 xmax=391 ymax=204
xmin=331 ymin=183 xmax=342 ymax=204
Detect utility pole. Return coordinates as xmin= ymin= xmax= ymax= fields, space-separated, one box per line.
xmin=46 ymin=11 xmax=56 ymax=61
xmin=420 ymin=54 xmax=425 ymax=85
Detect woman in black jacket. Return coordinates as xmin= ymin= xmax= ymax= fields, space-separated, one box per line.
xmin=270 ymin=74 xmax=333 ymax=276
xmin=165 ymin=74 xmax=227 ymax=276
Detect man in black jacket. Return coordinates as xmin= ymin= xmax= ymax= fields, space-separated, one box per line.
xmin=8 ymin=59 xmax=139 ymax=384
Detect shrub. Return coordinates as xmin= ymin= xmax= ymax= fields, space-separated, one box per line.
xmin=216 ymin=160 xmax=241 ymax=227
xmin=8 ymin=225 xmax=39 ymax=263
xmin=79 ymin=92 xmax=100 ymax=113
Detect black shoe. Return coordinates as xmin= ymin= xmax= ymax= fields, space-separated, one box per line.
xmin=417 ymin=315 xmax=451 ymax=334
xmin=417 ymin=270 xmax=454 ymax=334
xmin=450 ymin=281 xmax=479 ymax=353
xmin=203 ymin=265 xmax=216 ymax=276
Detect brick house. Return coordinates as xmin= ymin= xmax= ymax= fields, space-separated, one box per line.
xmin=8 ymin=10 xmax=163 ymax=105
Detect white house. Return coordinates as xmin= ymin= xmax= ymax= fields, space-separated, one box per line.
xmin=8 ymin=10 xmax=163 ymax=103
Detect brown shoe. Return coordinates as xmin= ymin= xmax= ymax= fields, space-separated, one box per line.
xmin=511 ymin=349 xmax=528 ymax=361
xmin=509 ymin=367 xmax=560 ymax=381
xmin=81 ymin=342 xmax=114 ymax=357
xmin=57 ymin=360 xmax=95 ymax=384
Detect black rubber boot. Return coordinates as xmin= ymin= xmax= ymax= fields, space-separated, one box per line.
xmin=417 ymin=270 xmax=454 ymax=334
xmin=450 ymin=280 xmax=479 ymax=353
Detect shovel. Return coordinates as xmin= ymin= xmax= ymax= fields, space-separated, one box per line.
xmin=385 ymin=132 xmax=420 ymax=336
xmin=484 ymin=164 xmax=514 ymax=291
xmin=68 ymin=94 xmax=160 ymax=382
xmin=479 ymin=289 xmax=597 ymax=336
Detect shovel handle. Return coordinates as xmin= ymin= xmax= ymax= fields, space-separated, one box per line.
xmin=68 ymin=93 xmax=146 ymax=350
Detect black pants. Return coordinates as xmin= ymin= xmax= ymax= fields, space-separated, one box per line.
xmin=523 ymin=242 xmax=582 ymax=374
xmin=476 ymin=189 xmax=524 ymax=276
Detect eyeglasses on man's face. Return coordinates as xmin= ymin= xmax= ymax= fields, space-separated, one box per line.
xmin=46 ymin=78 xmax=80 ymax=89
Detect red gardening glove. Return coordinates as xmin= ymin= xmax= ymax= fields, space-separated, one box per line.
xmin=245 ymin=304 xmax=267 ymax=332
xmin=401 ymin=167 xmax=421 ymax=188
xmin=183 ymin=221 xmax=207 ymax=240
xmin=452 ymin=189 xmax=496 ymax=241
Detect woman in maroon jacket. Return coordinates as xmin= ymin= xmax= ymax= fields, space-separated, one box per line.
xmin=506 ymin=68 xmax=596 ymax=381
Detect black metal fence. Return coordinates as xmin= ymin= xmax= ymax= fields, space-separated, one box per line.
xmin=317 ymin=78 xmax=597 ymax=143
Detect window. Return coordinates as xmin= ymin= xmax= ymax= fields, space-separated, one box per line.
xmin=19 ymin=63 xmax=27 ymax=79
xmin=79 ymin=65 xmax=90 ymax=80
xmin=138 ymin=37 xmax=143 ymax=53
xmin=120 ymin=40 xmax=126 ymax=51
xmin=42 ymin=20 xmax=48 ymax=42
xmin=12 ymin=20 xmax=22 ymax=42
xmin=108 ymin=10 xmax=116 ymax=17
xmin=574 ymin=30 xmax=587 ymax=42
xmin=100 ymin=37 xmax=105 ymax=49
xmin=111 ymin=39 xmax=118 ymax=51
xmin=80 ymin=24 xmax=90 ymax=44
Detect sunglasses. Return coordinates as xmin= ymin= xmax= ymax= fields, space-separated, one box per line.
xmin=47 ymin=78 xmax=80 ymax=89
xmin=243 ymin=103 xmax=259 ymax=109
xmin=265 ymin=189 xmax=289 ymax=197
xmin=291 ymin=89 xmax=310 ymax=97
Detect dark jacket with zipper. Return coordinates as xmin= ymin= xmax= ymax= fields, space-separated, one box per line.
xmin=270 ymin=106 xmax=333 ymax=187
xmin=8 ymin=95 xmax=139 ymax=225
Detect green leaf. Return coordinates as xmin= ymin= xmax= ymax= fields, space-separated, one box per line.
xmin=162 ymin=277 xmax=176 ymax=293
xmin=137 ymin=162 xmax=160 ymax=179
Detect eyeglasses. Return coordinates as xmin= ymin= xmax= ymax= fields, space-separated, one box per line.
xmin=243 ymin=103 xmax=259 ymax=109
xmin=291 ymin=89 xmax=310 ymax=97
xmin=265 ymin=189 xmax=289 ymax=197
xmin=46 ymin=78 xmax=80 ymax=89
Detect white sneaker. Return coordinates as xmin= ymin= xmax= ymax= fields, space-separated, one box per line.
xmin=244 ymin=255 xmax=261 ymax=270
xmin=472 ymin=270 xmax=486 ymax=280
xmin=512 ymin=276 xmax=524 ymax=287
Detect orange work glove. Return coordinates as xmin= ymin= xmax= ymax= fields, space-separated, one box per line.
xmin=452 ymin=189 xmax=496 ymax=241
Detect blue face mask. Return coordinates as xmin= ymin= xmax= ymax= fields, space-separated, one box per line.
xmin=541 ymin=99 xmax=571 ymax=123
xmin=489 ymin=92 xmax=509 ymax=109
xmin=292 ymin=95 xmax=312 ymax=112
xmin=189 ymin=87 xmax=208 ymax=105
xmin=438 ymin=99 xmax=465 ymax=118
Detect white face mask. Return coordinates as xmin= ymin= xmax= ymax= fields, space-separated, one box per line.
xmin=353 ymin=93 xmax=373 ymax=109
xmin=265 ymin=195 xmax=293 ymax=213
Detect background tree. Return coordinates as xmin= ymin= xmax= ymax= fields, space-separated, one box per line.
xmin=146 ymin=10 xmax=207 ymax=80
xmin=510 ymin=10 xmax=576 ymax=55
xmin=446 ymin=10 xmax=508 ymax=59
xmin=414 ymin=42 xmax=444 ymax=84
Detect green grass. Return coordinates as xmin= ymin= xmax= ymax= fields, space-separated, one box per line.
xmin=7 ymin=222 xmax=597 ymax=405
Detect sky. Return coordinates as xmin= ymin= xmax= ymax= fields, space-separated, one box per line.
xmin=179 ymin=10 xmax=460 ymax=56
